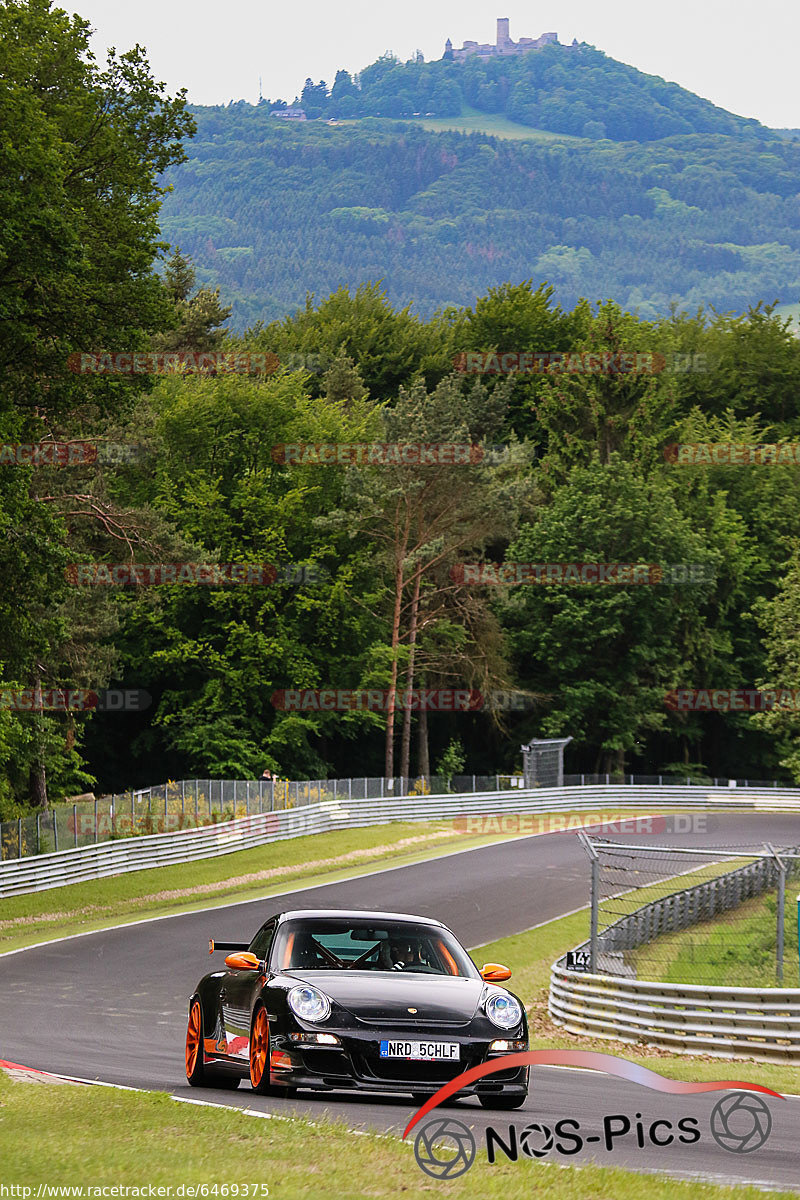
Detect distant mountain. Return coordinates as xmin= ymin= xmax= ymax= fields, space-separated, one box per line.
xmin=159 ymin=100 xmax=800 ymax=331
xmin=293 ymin=43 xmax=764 ymax=143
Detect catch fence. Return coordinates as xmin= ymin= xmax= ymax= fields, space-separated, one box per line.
xmin=0 ymin=772 xmax=791 ymax=862
xmin=578 ymin=836 xmax=800 ymax=986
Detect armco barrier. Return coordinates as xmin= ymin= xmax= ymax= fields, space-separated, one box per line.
xmin=3 ymin=782 xmax=800 ymax=899
xmin=595 ymin=852 xmax=799 ymax=956
xmin=549 ymin=964 xmax=800 ymax=1062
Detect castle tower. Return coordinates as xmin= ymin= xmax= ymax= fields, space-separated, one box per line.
xmin=497 ymin=17 xmax=511 ymax=47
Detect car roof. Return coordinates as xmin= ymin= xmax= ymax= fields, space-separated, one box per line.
xmin=274 ymin=909 xmax=446 ymax=928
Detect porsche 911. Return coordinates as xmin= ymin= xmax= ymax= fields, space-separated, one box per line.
xmin=184 ymin=908 xmax=528 ymax=1108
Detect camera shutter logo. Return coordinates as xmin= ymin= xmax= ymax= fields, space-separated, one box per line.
xmin=520 ymin=1121 xmax=555 ymax=1158
xmin=710 ymin=1093 xmax=772 ymax=1153
xmin=413 ymin=1117 xmax=476 ymax=1178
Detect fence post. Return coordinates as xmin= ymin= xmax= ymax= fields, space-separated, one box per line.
xmin=194 ymin=780 xmax=199 ymax=823
xmin=348 ymin=777 xmax=352 ymax=801
xmin=18 ymin=817 xmax=22 ymax=858
xmin=94 ymin=798 xmax=98 ymax=843
xmin=73 ymin=804 xmax=77 ymax=847
xmin=577 ymin=832 xmax=599 ymax=973
xmin=164 ymin=790 xmax=168 ymax=832
xmin=131 ymin=790 xmax=135 ymax=832
xmin=181 ymin=779 xmax=185 ymax=818
xmin=53 ymin=809 xmax=58 ymax=851
xmin=246 ymin=779 xmax=250 ymax=816
xmin=36 ymin=811 xmax=40 ymax=855
xmin=767 ymin=843 xmax=786 ymax=985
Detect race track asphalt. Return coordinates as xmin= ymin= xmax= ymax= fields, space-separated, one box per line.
xmin=2 ymin=814 xmax=800 ymax=1191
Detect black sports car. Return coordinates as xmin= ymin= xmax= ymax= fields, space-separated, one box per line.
xmin=185 ymin=908 xmax=529 ymax=1109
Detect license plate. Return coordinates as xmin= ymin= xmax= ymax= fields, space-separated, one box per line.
xmin=379 ymin=1040 xmax=460 ymax=1061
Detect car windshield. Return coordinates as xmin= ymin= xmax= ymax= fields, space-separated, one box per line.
xmin=271 ymin=919 xmax=480 ymax=978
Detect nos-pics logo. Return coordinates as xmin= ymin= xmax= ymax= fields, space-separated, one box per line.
xmin=412 ymin=1093 xmax=773 ymax=1178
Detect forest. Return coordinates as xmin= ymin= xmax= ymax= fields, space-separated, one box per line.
xmin=159 ymin=107 xmax=800 ymax=331
xmin=4 ymin=1 xmax=800 ymax=816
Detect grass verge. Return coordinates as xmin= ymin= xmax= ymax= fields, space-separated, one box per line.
xmin=0 ymin=1070 xmax=795 ymax=1198
xmin=630 ymin=889 xmax=800 ymax=987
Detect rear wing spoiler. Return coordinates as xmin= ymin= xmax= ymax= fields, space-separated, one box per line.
xmin=208 ymin=939 xmax=249 ymax=955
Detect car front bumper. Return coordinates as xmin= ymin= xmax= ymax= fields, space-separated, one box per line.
xmin=268 ymin=1030 xmax=529 ymax=1096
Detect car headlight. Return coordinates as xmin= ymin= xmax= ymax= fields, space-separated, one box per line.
xmin=287 ymin=984 xmax=331 ymax=1023
xmin=484 ymin=989 xmax=522 ymax=1030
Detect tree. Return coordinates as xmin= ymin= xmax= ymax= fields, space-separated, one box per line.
xmin=322 ymin=374 xmax=527 ymax=779
xmin=0 ymin=0 xmax=194 ymax=806
xmin=152 ymin=251 xmax=232 ymax=352
xmin=502 ymin=456 xmax=715 ymax=774
xmin=0 ymin=0 xmax=194 ymax=421
xmin=753 ymin=553 xmax=800 ymax=780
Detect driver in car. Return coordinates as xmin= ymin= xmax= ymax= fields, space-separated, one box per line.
xmin=385 ymin=936 xmax=424 ymax=971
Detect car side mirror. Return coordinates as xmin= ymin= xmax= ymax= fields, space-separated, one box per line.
xmin=225 ymin=952 xmax=261 ymax=971
xmin=480 ymin=962 xmax=512 ymax=982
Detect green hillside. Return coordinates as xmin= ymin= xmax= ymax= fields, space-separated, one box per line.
xmin=294 ymin=42 xmax=764 ymax=143
xmin=160 ymin=108 xmax=800 ymax=330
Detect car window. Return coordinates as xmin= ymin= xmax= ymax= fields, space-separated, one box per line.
xmin=271 ymin=920 xmax=480 ymax=977
xmin=249 ymin=920 xmax=276 ymax=961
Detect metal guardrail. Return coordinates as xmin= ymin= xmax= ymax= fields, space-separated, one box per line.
xmin=3 ymin=782 xmax=800 ymax=899
xmin=2 ymin=772 xmax=793 ymax=863
xmin=550 ymin=845 xmax=800 ymax=1061
xmin=0 ymin=775 xmax=513 ymax=861
xmin=549 ymin=967 xmax=800 ymax=1062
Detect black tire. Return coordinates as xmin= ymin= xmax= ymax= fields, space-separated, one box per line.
xmin=186 ymin=997 xmax=242 ymax=1089
xmin=249 ymin=1003 xmax=297 ymax=1098
xmin=478 ymin=1093 xmax=527 ymax=1110
xmin=249 ymin=1003 xmax=272 ymax=1094
xmin=185 ymin=999 xmax=206 ymax=1086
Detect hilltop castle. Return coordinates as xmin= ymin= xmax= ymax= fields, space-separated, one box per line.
xmin=444 ymin=17 xmax=576 ymax=61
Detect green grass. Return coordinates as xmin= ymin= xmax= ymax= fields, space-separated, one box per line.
xmin=408 ymin=105 xmax=583 ymax=142
xmin=0 ymin=807 xmax=673 ymax=955
xmin=336 ymin=105 xmax=583 ymax=142
xmin=0 ymin=1070 xmax=796 ymax=1198
xmin=630 ymin=889 xmax=800 ymax=987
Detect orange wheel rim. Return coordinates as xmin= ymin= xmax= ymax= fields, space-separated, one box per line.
xmin=185 ymin=1001 xmax=202 ymax=1078
xmin=250 ymin=1007 xmax=268 ymax=1087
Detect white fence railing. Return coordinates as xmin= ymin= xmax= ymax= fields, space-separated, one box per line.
xmin=3 ymin=782 xmax=800 ymax=899
xmin=549 ymin=966 xmax=800 ymax=1062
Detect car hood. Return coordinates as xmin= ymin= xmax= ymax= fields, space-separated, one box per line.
xmin=283 ymin=970 xmax=486 ymax=1025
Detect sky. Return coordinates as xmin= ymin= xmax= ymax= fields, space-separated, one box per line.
xmin=73 ymin=0 xmax=798 ymax=129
